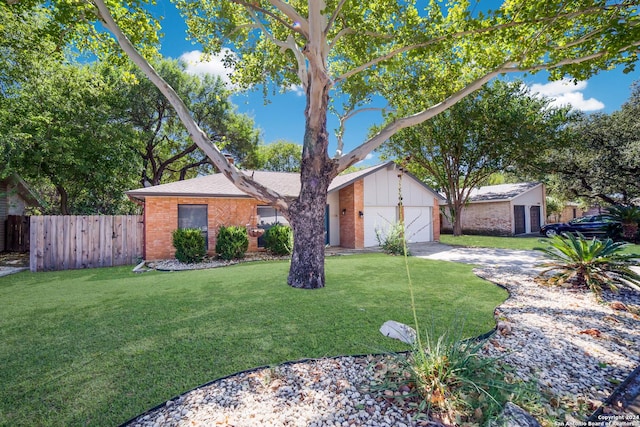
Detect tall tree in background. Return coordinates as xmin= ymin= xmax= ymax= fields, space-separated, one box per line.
xmin=11 ymin=0 xmax=640 ymax=288
xmin=126 ymin=59 xmax=260 ymax=186
xmin=245 ymin=140 xmax=302 ymax=172
xmin=0 ymin=61 xmax=141 ymax=214
xmin=0 ymin=3 xmax=63 ymax=176
xmin=379 ymin=81 xmax=574 ymax=236
xmin=545 ymin=83 xmax=640 ymax=205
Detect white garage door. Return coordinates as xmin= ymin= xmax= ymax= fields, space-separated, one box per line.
xmin=364 ymin=206 xmax=397 ymax=247
xmin=404 ymin=207 xmax=432 ymax=243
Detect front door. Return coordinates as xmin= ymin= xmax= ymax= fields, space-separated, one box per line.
xmin=514 ymin=205 xmax=526 ymax=235
xmin=530 ymin=206 xmax=541 ymax=233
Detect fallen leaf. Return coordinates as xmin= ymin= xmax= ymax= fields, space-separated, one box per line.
xmin=579 ymin=329 xmax=602 ymax=338
xmin=603 ymin=315 xmax=621 ymax=323
xmin=610 ymin=301 xmax=628 ymax=311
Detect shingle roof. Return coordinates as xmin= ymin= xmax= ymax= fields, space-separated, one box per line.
xmin=126 ymin=170 xmax=299 ymax=199
xmin=467 ymin=182 xmax=542 ymax=202
xmin=127 ymin=163 xmax=389 ymax=200
xmin=126 ymin=161 xmax=445 ymax=202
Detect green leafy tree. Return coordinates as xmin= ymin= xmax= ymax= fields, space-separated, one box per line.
xmin=380 ymin=81 xmax=574 ymax=236
xmin=0 ymin=61 xmax=141 ymax=214
xmin=15 ymin=0 xmax=640 ymax=288
xmin=546 ymin=83 xmax=640 ymax=206
xmin=0 ymin=4 xmax=64 ymax=177
xmin=245 ymin=140 xmax=302 ymax=172
xmin=126 ymin=59 xmax=260 ymax=186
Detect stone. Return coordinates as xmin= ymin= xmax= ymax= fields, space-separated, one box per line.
xmin=491 ymin=402 xmax=541 ymax=427
xmin=379 ymin=320 xmax=417 ymax=345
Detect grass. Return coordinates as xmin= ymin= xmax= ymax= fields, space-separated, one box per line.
xmin=440 ymin=234 xmax=542 ymax=250
xmin=0 ymin=254 xmax=507 ymax=427
xmin=440 ymin=233 xmax=640 ymax=254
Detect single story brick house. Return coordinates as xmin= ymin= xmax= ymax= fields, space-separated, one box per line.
xmin=127 ymin=162 xmax=444 ymax=260
xmin=441 ymin=182 xmax=546 ymax=236
xmin=1 ymin=174 xmax=41 ymax=252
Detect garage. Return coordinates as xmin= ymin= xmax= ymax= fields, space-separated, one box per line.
xmin=404 ymin=206 xmax=433 ymax=243
xmin=364 ymin=206 xmax=397 ymax=247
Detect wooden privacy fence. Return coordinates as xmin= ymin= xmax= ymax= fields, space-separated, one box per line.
xmin=30 ymin=215 xmax=143 ymax=272
xmin=5 ymin=215 xmax=30 ymax=252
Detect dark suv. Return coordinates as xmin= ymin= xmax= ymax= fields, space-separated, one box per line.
xmin=540 ymin=214 xmax=622 ymax=238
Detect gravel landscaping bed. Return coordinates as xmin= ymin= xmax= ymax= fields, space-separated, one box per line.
xmin=127 ymin=255 xmax=640 ymax=427
xmin=477 ymin=267 xmax=640 ymax=422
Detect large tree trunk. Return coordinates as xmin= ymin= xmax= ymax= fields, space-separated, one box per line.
xmin=287 ymin=81 xmax=336 ymax=289
xmin=452 ymin=203 xmax=464 ymax=237
xmin=287 ymin=173 xmax=332 ymax=289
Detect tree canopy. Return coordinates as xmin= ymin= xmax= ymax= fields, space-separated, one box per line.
xmin=0 ymin=61 xmax=141 ymax=214
xmin=379 ymin=80 xmax=574 ymax=235
xmin=544 ymin=82 xmax=640 ymax=206
xmin=245 ymin=140 xmax=302 ymax=172
xmin=10 ymin=0 xmax=640 ymax=288
xmin=125 ymin=58 xmax=260 ymax=186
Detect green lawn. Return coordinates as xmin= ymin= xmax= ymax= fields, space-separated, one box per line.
xmin=439 ymin=234 xmax=640 ymax=254
xmin=440 ymin=234 xmax=543 ymax=250
xmin=0 ymin=254 xmax=507 ymax=426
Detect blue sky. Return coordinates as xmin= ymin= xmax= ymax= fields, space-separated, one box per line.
xmin=151 ymin=0 xmax=638 ymax=164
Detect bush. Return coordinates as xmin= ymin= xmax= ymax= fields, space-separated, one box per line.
xmin=264 ymin=224 xmax=293 ymax=255
xmin=215 ymin=226 xmax=249 ymax=260
xmin=172 ymin=228 xmax=206 ymax=264
xmin=376 ymin=222 xmax=411 ymax=256
xmin=535 ymin=233 xmax=640 ymax=296
xmin=607 ymin=205 xmax=640 ymax=242
xmin=375 ymin=329 xmax=518 ymax=425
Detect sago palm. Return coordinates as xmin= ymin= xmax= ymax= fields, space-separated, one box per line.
xmin=535 ymin=233 xmax=640 ymax=296
xmin=608 ymin=205 xmax=640 ymax=242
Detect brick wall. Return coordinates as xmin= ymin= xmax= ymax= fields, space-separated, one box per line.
xmin=339 ymin=181 xmax=364 ymax=248
xmin=461 ymin=202 xmax=512 ymax=235
xmin=144 ymin=196 xmax=261 ymax=260
xmin=432 ymin=197 xmax=441 ymax=241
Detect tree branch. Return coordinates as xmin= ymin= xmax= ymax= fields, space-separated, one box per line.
xmin=336 ymin=64 xmax=512 ymax=172
xmin=332 ymin=4 xmax=628 ymax=84
xmin=92 ymin=0 xmax=292 ymax=212
xmin=325 ymin=0 xmax=349 ymax=36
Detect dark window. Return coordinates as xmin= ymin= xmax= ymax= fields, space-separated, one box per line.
xmin=257 ymin=206 xmax=289 ymax=247
xmin=178 ymin=205 xmax=208 ymax=249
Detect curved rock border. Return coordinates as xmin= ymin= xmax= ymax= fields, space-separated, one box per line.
xmin=123 ymin=250 xmax=639 ymax=426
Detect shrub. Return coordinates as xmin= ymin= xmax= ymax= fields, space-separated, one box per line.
xmin=607 ymin=205 xmax=640 ymax=242
xmin=376 ymin=222 xmax=411 ymax=256
xmin=172 ymin=228 xmax=206 ymax=264
xmin=215 ymin=226 xmax=249 ymax=260
xmin=535 ymin=233 xmax=640 ymax=296
xmin=375 ymin=329 xmax=516 ymax=425
xmin=264 ymin=224 xmax=293 ymax=255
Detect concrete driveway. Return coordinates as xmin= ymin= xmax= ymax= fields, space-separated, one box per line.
xmin=408 ymin=241 xmax=640 ymax=276
xmin=408 ymin=242 xmax=546 ymax=275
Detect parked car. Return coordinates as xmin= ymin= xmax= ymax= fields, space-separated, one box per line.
xmin=540 ymin=215 xmax=622 ymax=238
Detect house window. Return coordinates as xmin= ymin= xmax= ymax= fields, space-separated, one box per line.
xmin=257 ymin=206 xmax=289 ymax=247
xmin=178 ymin=204 xmax=208 ymax=250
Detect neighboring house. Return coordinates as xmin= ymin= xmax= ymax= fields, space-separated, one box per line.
xmin=551 ymin=202 xmax=589 ymax=224
xmin=441 ymin=182 xmax=546 ymax=236
xmin=1 ymin=174 xmax=41 ymax=252
xmin=126 ymin=162 xmax=444 ymax=260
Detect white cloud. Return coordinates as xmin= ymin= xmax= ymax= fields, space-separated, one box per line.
xmin=179 ymin=50 xmax=236 ymax=86
xmin=529 ymin=79 xmax=604 ymax=111
xmin=287 ymin=84 xmax=305 ymax=97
